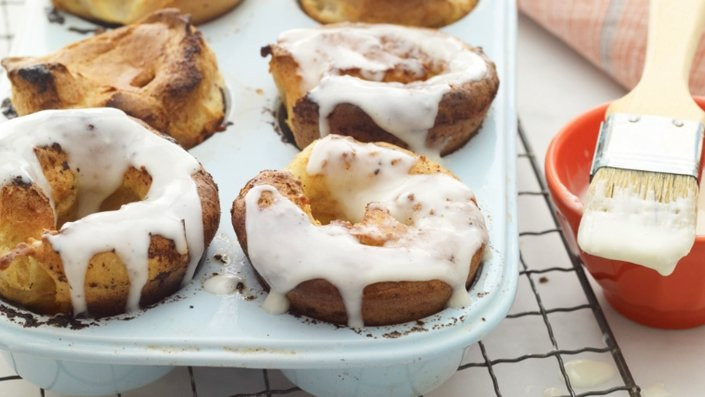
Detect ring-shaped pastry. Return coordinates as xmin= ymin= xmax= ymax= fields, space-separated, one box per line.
xmin=0 ymin=108 xmax=220 ymax=316
xmin=263 ymin=23 xmax=499 ymax=157
xmin=231 ymin=135 xmax=487 ymax=327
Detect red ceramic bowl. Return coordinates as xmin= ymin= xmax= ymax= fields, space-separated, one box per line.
xmin=545 ymin=98 xmax=705 ymax=329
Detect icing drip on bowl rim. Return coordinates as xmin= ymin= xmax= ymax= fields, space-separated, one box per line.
xmin=0 ymin=108 xmax=212 ymax=316
xmin=240 ymin=135 xmax=488 ymax=327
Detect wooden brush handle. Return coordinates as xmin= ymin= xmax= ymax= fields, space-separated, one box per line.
xmin=608 ymin=0 xmax=705 ymax=121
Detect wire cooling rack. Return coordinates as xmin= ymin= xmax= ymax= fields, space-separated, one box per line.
xmin=0 ymin=2 xmax=642 ymax=396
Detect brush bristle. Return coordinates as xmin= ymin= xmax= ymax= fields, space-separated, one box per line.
xmin=578 ymin=167 xmax=698 ymax=276
xmin=588 ymin=167 xmax=698 ymax=204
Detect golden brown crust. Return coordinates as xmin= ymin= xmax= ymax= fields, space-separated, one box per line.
xmin=52 ymin=0 xmax=243 ymax=25
xmin=0 ymin=134 xmax=221 ymax=317
xmin=231 ymin=170 xmax=313 ymax=256
xmin=231 ymin=138 xmax=485 ymax=326
xmin=264 ymin=27 xmax=499 ymax=156
xmin=1 ymin=9 xmax=226 ymax=149
xmin=300 ymin=0 xmax=479 ymax=27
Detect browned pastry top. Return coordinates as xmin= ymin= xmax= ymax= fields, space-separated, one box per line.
xmin=300 ymin=0 xmax=479 ymax=27
xmin=2 ymin=9 xmax=226 ymax=149
xmin=52 ymin=0 xmax=243 ymax=25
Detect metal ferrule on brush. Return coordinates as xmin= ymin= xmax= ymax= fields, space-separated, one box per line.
xmin=590 ymin=113 xmax=705 ymax=179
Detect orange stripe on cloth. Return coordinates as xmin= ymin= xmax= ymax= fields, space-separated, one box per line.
xmin=519 ymin=0 xmax=705 ymax=96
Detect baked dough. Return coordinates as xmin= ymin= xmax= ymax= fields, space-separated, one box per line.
xmin=52 ymin=0 xmax=243 ymax=25
xmin=2 ymin=9 xmax=226 ymax=149
xmin=0 ymin=108 xmax=220 ymax=317
xmin=263 ymin=23 xmax=498 ymax=157
xmin=300 ymin=0 xmax=478 ymax=27
xmin=231 ymin=135 xmax=487 ymax=327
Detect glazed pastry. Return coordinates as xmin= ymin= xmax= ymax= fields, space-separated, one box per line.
xmin=0 ymin=108 xmax=220 ymax=317
xmin=231 ymin=135 xmax=487 ymax=327
xmin=300 ymin=0 xmax=478 ymax=27
xmin=52 ymin=0 xmax=243 ymax=25
xmin=2 ymin=10 xmax=226 ymax=149
xmin=263 ymin=23 xmax=499 ymax=157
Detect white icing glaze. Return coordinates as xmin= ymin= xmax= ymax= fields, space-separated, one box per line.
xmin=244 ymin=135 xmax=487 ymax=327
xmin=543 ymin=387 xmax=563 ymax=397
xmin=578 ymin=181 xmax=695 ymax=276
xmin=0 ymin=108 xmax=205 ymax=315
xmin=261 ymin=292 xmax=290 ymax=315
xmin=564 ymin=359 xmax=616 ymax=389
xmin=276 ymin=24 xmax=488 ymax=156
xmin=641 ymin=383 xmax=670 ymax=397
xmin=203 ymin=274 xmax=242 ymax=295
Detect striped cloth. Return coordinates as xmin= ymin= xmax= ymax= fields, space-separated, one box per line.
xmin=518 ymin=0 xmax=705 ymax=95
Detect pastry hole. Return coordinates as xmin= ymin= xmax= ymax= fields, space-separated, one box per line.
xmin=56 ymin=166 xmax=152 ymax=228
xmin=35 ymin=142 xmax=153 ymax=228
xmin=99 ymin=167 xmax=153 ymax=212
xmin=337 ymin=57 xmax=445 ymax=84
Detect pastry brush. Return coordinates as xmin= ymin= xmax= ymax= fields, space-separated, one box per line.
xmin=577 ymin=0 xmax=705 ymax=276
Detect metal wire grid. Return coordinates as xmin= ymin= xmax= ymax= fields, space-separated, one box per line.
xmin=0 ymin=2 xmax=643 ymax=396
xmin=0 ymin=124 xmax=642 ymax=397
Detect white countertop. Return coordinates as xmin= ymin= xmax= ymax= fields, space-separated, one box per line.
xmin=0 ymin=7 xmax=700 ymax=397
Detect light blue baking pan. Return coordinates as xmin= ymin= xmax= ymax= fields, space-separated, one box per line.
xmin=0 ymin=0 xmax=518 ymax=395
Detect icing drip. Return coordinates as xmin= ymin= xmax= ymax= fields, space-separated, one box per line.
xmin=203 ymin=274 xmax=242 ymax=295
xmin=310 ymin=75 xmax=445 ymax=156
xmin=0 ymin=108 xmax=204 ymax=315
xmin=579 ymin=181 xmax=695 ymax=276
xmin=276 ymin=24 xmax=488 ymax=156
xmin=641 ymin=384 xmax=670 ymax=397
xmin=261 ymin=292 xmax=290 ymax=315
xmin=245 ymin=135 xmax=487 ymax=327
xmin=564 ymin=360 xmax=616 ymax=389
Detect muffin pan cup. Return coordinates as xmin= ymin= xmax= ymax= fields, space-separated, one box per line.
xmin=0 ymin=0 xmax=518 ymax=395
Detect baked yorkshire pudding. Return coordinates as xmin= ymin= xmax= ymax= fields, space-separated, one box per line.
xmin=300 ymin=0 xmax=478 ymax=27
xmin=231 ymin=135 xmax=488 ymax=327
xmin=263 ymin=23 xmax=499 ymax=157
xmin=52 ymin=0 xmax=244 ymax=25
xmin=0 ymin=108 xmax=220 ymax=317
xmin=2 ymin=9 xmax=226 ymax=149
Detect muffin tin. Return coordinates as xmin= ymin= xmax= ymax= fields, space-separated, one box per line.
xmin=0 ymin=0 xmax=518 ymax=396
